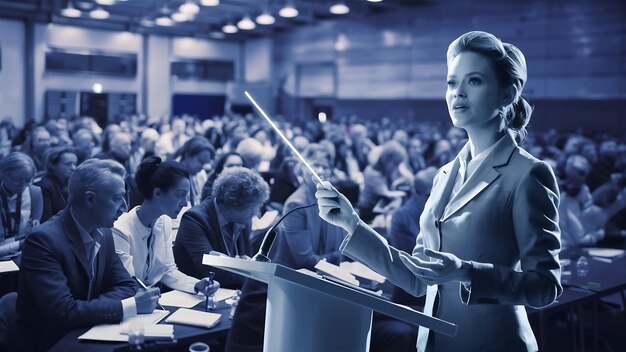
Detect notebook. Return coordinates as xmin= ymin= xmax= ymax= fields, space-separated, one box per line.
xmin=164 ymin=308 xmax=222 ymax=329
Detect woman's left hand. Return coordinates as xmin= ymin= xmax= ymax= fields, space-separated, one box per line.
xmin=195 ymin=278 xmax=220 ymax=296
xmin=399 ymin=248 xmax=471 ymax=285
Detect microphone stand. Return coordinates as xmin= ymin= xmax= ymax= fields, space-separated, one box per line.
xmin=252 ymin=202 xmax=317 ymax=262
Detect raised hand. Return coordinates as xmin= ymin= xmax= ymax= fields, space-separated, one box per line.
xmin=314 ymin=180 xmax=360 ymax=233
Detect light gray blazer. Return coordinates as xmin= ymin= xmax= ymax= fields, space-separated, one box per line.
xmin=341 ymin=133 xmax=562 ymax=352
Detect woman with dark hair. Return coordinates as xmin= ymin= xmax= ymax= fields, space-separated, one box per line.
xmin=35 ymin=146 xmax=78 ymax=222
xmin=316 ymin=31 xmax=562 ymax=351
xmin=112 ymin=156 xmax=219 ymax=295
xmin=200 ymin=152 xmax=244 ymax=201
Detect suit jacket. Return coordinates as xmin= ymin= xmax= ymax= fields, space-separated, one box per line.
xmin=35 ymin=173 xmax=68 ymax=223
xmin=273 ymin=184 xmax=346 ymax=270
xmin=173 ymin=200 xmax=253 ymax=289
xmin=14 ymin=208 xmax=137 ymax=351
xmin=341 ymin=134 xmax=562 ymax=352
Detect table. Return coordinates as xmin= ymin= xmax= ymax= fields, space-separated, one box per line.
xmin=528 ymin=248 xmax=626 ymax=352
xmin=49 ymin=301 xmax=233 ymax=352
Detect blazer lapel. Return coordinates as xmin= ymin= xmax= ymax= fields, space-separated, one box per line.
xmin=62 ymin=209 xmax=91 ymax=277
xmin=440 ymin=134 xmax=517 ymax=222
xmin=92 ymin=228 xmax=109 ymax=294
xmin=431 ymin=152 xmax=462 ymax=221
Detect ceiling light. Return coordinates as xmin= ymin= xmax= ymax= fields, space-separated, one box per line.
xmin=172 ymin=12 xmax=190 ymax=22
xmin=256 ymin=12 xmax=275 ymax=25
xmin=89 ymin=7 xmax=109 ymax=19
xmin=92 ymin=83 xmax=103 ymax=94
xmin=61 ymin=3 xmax=81 ymax=17
xmin=155 ymin=16 xmax=174 ymax=26
xmin=367 ymin=0 xmax=383 ymax=2
xmin=279 ymin=4 xmax=298 ymax=18
xmin=222 ymin=23 xmax=238 ymax=34
xmin=95 ymin=0 xmax=116 ymax=5
xmin=180 ymin=1 xmax=200 ymax=15
xmin=329 ymin=3 xmax=349 ymax=15
xmin=200 ymin=0 xmax=219 ymax=6
xmin=237 ymin=16 xmax=256 ymax=30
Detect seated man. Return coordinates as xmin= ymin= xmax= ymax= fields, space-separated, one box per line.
xmin=14 ymin=159 xmax=160 ymax=351
xmin=174 ymin=167 xmax=269 ymax=289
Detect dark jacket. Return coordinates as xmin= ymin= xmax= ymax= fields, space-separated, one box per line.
xmin=173 ymin=200 xmax=253 ymax=289
xmin=14 ymin=208 xmax=137 ymax=351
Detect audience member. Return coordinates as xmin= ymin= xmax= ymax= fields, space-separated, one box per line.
xmin=174 ymin=167 xmax=269 ymax=288
xmin=35 ymin=146 xmax=77 ymax=222
xmin=14 ymin=158 xmax=159 ymax=351
xmin=113 ymin=156 xmax=219 ymax=295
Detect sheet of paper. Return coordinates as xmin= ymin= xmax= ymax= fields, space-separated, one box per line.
xmin=340 ymin=261 xmax=386 ymax=284
xmin=214 ymin=288 xmax=237 ymax=302
xmin=165 ymin=308 xmax=221 ymax=329
xmin=0 ymin=260 xmax=19 ymax=273
xmin=158 ymin=290 xmax=205 ymax=308
xmin=315 ymin=260 xmax=360 ymax=286
xmin=78 ymin=310 xmax=170 ymax=342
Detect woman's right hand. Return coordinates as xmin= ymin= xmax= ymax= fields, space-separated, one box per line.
xmin=315 ymin=180 xmax=360 ymax=234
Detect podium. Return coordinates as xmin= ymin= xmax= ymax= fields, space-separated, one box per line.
xmin=203 ymin=254 xmax=457 ymax=352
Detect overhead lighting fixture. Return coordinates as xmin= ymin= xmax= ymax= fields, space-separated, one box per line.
xmin=200 ymin=0 xmax=219 ymax=6
xmin=155 ymin=16 xmax=174 ymax=26
xmin=172 ymin=12 xmax=191 ymax=22
xmin=222 ymin=23 xmax=238 ymax=34
xmin=95 ymin=0 xmax=116 ymax=5
xmin=237 ymin=16 xmax=256 ymax=30
xmin=279 ymin=4 xmax=298 ymax=18
xmin=367 ymin=0 xmax=383 ymax=2
xmin=256 ymin=12 xmax=275 ymax=25
xmin=61 ymin=3 xmax=81 ymax=17
xmin=89 ymin=7 xmax=109 ymax=19
xmin=180 ymin=0 xmax=200 ymax=15
xmin=329 ymin=3 xmax=349 ymax=15
xmin=92 ymin=83 xmax=103 ymax=94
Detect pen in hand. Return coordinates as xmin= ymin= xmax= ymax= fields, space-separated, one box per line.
xmin=132 ymin=276 xmax=165 ymax=311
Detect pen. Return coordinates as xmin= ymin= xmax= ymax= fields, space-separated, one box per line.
xmin=132 ymin=276 xmax=166 ymax=311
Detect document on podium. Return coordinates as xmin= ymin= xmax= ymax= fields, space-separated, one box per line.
xmin=78 ymin=310 xmax=170 ymax=342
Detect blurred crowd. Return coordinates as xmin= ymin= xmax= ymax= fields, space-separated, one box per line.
xmin=1 ymin=111 xmax=624 ymax=252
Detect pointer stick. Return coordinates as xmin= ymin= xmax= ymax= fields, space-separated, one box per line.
xmin=245 ymin=91 xmax=327 ymax=188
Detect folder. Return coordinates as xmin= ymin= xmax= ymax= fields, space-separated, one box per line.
xmin=164 ymin=308 xmax=222 ymax=329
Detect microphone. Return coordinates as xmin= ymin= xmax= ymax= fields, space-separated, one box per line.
xmin=252 ymin=202 xmax=317 ymax=262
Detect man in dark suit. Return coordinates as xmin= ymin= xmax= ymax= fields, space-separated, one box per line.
xmin=174 ymin=167 xmax=269 ymax=289
xmin=14 ymin=158 xmax=160 ymax=351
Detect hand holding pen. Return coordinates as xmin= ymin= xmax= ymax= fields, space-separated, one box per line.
xmin=132 ymin=276 xmax=164 ymax=312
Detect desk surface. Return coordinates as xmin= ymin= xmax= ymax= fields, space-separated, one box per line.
xmin=49 ymin=302 xmax=233 ymax=352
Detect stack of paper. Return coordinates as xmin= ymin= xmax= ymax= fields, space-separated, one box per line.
xmin=315 ymin=260 xmax=360 ymax=286
xmin=585 ymin=248 xmax=626 ymax=263
xmin=78 ymin=310 xmax=170 ymax=342
xmin=165 ymin=308 xmax=221 ymax=329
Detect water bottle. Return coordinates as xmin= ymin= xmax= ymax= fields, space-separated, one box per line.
xmin=127 ymin=322 xmax=145 ymax=350
xmin=229 ymin=290 xmax=241 ymax=319
xmin=576 ymin=255 xmax=589 ymax=277
xmin=206 ymin=292 xmax=216 ymax=310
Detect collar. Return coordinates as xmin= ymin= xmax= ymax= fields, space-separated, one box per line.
xmin=70 ymin=206 xmax=103 ymax=245
xmin=458 ymin=133 xmax=509 ymax=178
xmin=213 ymin=198 xmax=244 ymax=233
